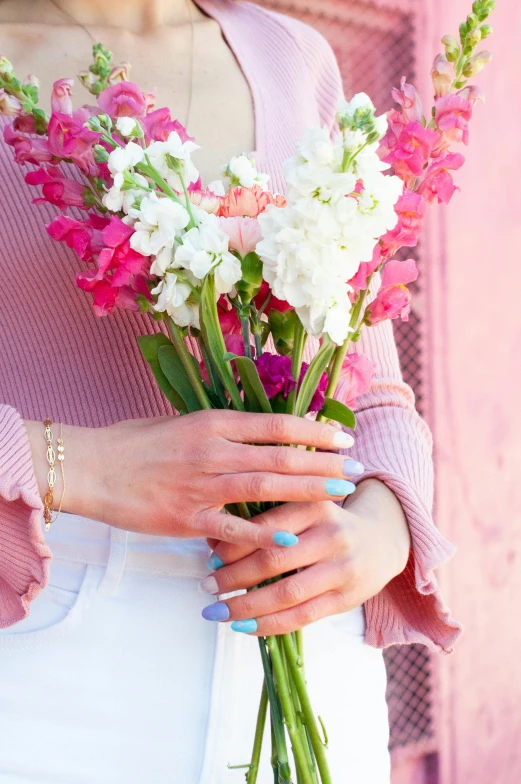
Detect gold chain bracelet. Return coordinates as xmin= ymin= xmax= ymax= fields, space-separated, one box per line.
xmin=43 ymin=419 xmax=66 ymax=531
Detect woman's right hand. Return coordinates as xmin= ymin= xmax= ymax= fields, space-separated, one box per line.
xmin=24 ymin=411 xmax=358 ymax=548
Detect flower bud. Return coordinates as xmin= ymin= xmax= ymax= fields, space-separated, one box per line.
xmin=480 ymin=24 xmax=493 ymax=39
xmin=0 ymin=88 xmax=22 ymax=116
xmin=86 ymin=115 xmax=103 ymax=132
xmin=462 ymin=50 xmax=492 ymax=77
xmin=93 ymin=144 xmax=110 ymax=163
xmin=107 ymin=63 xmax=131 ymax=86
xmin=466 ymin=28 xmax=482 ymax=48
xmin=78 ymin=70 xmax=96 ymax=90
xmin=459 ymin=22 xmax=468 ymax=44
xmin=0 ymin=56 xmax=13 ymax=78
xmin=431 ymin=54 xmax=452 ymax=97
xmin=466 ymin=13 xmax=480 ymax=29
xmin=441 ymin=35 xmax=460 ymax=62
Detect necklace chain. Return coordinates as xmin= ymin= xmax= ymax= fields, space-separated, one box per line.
xmin=47 ymin=0 xmax=196 ymax=129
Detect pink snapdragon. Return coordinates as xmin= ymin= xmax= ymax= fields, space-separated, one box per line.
xmin=418 ymin=152 xmax=465 ymax=205
xmin=380 ymin=190 xmax=426 ymax=257
xmin=334 ymin=353 xmax=377 ymax=410
xmin=366 ymin=258 xmax=418 ymax=326
xmin=142 ymin=108 xmax=194 ymax=144
xmin=348 ymin=245 xmax=382 ymax=295
xmin=431 ymin=55 xmax=453 ymax=98
xmin=47 ymin=214 xmax=109 ymax=262
xmin=391 ymin=77 xmax=423 ymax=122
xmin=76 ymin=216 xmax=151 ymax=316
xmin=383 ymin=120 xmax=439 ymax=185
xmin=3 ymin=123 xmax=53 ymax=165
xmin=51 ymin=78 xmax=74 ymax=115
xmin=98 ymin=81 xmax=148 ymax=119
xmin=47 ymin=111 xmax=100 ymax=175
xmin=435 ymin=93 xmax=473 ymax=146
xmin=218 ymin=216 xmax=262 ymax=257
xmin=25 ymin=166 xmax=89 ymax=211
xmin=0 ymin=89 xmax=22 ymax=116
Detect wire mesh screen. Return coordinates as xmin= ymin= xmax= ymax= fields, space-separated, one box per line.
xmin=257 ymin=0 xmax=434 ymax=759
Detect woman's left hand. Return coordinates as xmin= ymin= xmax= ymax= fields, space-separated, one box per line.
xmin=200 ymin=478 xmax=412 ymax=636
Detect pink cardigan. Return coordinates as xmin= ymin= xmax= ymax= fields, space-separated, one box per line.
xmin=0 ymin=0 xmax=461 ymax=652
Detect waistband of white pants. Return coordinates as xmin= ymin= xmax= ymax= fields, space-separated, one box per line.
xmin=45 ymin=512 xmax=210 ymax=580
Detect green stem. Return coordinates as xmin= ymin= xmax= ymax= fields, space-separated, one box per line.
xmin=166 ymin=318 xmax=212 ymax=410
xmin=281 ymin=635 xmax=332 ymax=784
xmin=246 ymin=682 xmax=269 ymax=784
xmin=267 ymin=637 xmax=315 ymax=784
xmin=295 ymin=629 xmax=305 ymax=669
xmin=258 ymin=639 xmax=292 ymax=783
xmin=241 ymin=316 xmax=253 ymax=359
xmin=295 ymin=336 xmax=336 ymax=418
xmin=286 ymin=321 xmax=307 ymax=416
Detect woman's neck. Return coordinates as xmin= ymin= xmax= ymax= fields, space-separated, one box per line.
xmin=50 ymin=0 xmax=203 ymax=32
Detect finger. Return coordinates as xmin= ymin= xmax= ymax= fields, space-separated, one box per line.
xmin=221 ymin=443 xmax=364 ymax=481
xmin=235 ymin=590 xmax=351 ymax=637
xmin=206 ymin=524 xmax=345 ymax=595
xmin=213 ymin=501 xmax=340 ymax=565
xmin=212 ymin=472 xmax=356 ymax=505
xmin=197 ymin=510 xmax=301 ymax=549
xmin=213 ymin=411 xmax=354 ymax=450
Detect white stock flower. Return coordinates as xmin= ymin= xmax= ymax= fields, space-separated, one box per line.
xmin=152 ymin=271 xmax=200 ymax=328
xmin=226 ymin=154 xmax=269 ymax=190
xmin=107 ymin=141 xmax=145 ymax=188
xmin=130 ymin=192 xmax=190 ymax=257
xmin=102 ymin=173 xmax=148 ymax=214
xmin=146 ymin=131 xmax=200 ymax=191
xmin=208 ymin=179 xmax=226 ymax=196
xmin=356 ymin=172 xmax=403 ymax=236
xmin=116 ymin=116 xmax=139 ymax=137
xmin=175 ymin=213 xmax=242 ymax=294
xmin=337 ymin=92 xmax=376 ymax=125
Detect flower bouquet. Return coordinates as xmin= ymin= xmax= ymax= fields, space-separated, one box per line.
xmin=0 ymin=2 xmax=494 ymax=780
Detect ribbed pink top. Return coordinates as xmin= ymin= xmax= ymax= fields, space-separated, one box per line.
xmin=0 ymin=0 xmax=461 ymax=651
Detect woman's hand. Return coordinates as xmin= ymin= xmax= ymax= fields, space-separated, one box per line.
xmin=200 ymin=479 xmax=411 ymax=634
xmin=24 ymin=411 xmax=357 ymax=548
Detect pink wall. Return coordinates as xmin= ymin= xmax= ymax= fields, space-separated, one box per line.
xmin=419 ymin=0 xmax=521 ymax=781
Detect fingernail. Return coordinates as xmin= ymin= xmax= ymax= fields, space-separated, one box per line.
xmin=325 ymin=479 xmax=356 ymax=497
xmin=200 ymin=576 xmax=219 ymax=595
xmin=332 ymin=431 xmax=355 ymax=449
xmin=343 ymin=459 xmax=364 ymax=477
xmin=202 ymin=602 xmax=230 ymax=622
xmin=207 ymin=553 xmax=224 ymax=571
xmin=231 ymin=619 xmax=258 ymax=634
xmin=273 ymin=531 xmax=299 ymax=547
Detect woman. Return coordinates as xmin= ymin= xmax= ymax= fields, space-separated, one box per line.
xmin=0 ymin=0 xmax=460 ymax=781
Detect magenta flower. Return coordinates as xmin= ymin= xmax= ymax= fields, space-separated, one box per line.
xmin=366 ymin=258 xmax=418 ymax=326
xmin=435 ymin=93 xmax=472 ymax=145
xmin=51 ymin=78 xmax=74 ymax=116
xmin=380 ymin=190 xmax=426 ymax=257
xmin=98 ymin=81 xmax=148 ymax=119
xmin=334 ymin=353 xmax=377 ymax=410
xmin=383 ymin=120 xmax=439 ymax=185
xmin=299 ymin=363 xmax=328 ymax=412
xmin=3 ymin=123 xmax=53 ymax=165
xmin=418 ymin=152 xmax=465 ymax=205
xmin=390 ymin=77 xmax=423 ymax=122
xmin=47 ymin=112 xmax=100 ymax=175
xmin=46 ymin=214 xmax=108 ymax=262
xmin=255 ymin=353 xmax=296 ymax=400
xmin=25 ymin=166 xmax=88 ymax=211
xmin=142 ymin=108 xmax=194 ymax=144
xmin=348 ymin=245 xmax=382 ymax=295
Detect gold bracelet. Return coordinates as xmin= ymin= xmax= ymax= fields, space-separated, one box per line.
xmin=43 ymin=419 xmax=66 ymax=531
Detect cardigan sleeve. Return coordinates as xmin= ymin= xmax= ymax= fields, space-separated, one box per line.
xmin=287 ymin=16 xmax=462 ymax=652
xmin=0 ymin=405 xmax=51 ymax=628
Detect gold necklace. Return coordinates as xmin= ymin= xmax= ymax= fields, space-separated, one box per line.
xmin=47 ymin=0 xmax=196 ymax=128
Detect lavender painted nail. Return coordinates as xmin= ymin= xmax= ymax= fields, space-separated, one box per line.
xmin=202 ymin=602 xmax=230 ymax=622
xmin=343 ymin=459 xmax=364 ymax=477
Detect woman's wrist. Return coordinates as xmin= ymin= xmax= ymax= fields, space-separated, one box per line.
xmin=343 ymin=477 xmax=411 ymax=578
xmin=24 ymin=419 xmax=104 ymax=521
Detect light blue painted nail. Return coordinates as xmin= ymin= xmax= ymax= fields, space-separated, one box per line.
xmin=231 ymin=619 xmax=258 ymax=634
xmin=207 ymin=553 xmax=224 ymax=571
xmin=273 ymin=531 xmax=299 ymax=547
xmin=343 ymin=459 xmax=364 ymax=477
xmin=202 ymin=602 xmax=230 ymax=622
xmin=325 ymin=478 xmax=356 ymax=497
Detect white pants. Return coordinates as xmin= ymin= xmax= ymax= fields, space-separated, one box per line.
xmin=0 ymin=515 xmax=390 ymax=783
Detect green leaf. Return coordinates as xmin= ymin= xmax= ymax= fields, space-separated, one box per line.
xmin=233 ymin=356 xmax=272 ymax=414
xmin=200 ymin=276 xmax=244 ymax=411
xmin=157 ymin=344 xmax=202 ymax=413
xmin=137 ymin=334 xmax=187 ymax=412
xmin=236 ymin=252 xmax=263 ymax=301
xmin=318 ymin=397 xmax=356 ymax=430
xmin=268 ymin=309 xmax=299 ymax=357
xmin=295 ymin=337 xmax=336 ymax=417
